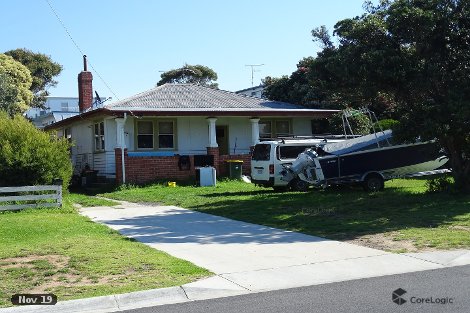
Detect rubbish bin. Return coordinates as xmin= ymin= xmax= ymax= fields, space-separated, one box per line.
xmin=225 ymin=160 xmax=243 ymax=179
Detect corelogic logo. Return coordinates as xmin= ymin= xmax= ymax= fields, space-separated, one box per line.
xmin=392 ymin=288 xmax=454 ymax=305
xmin=392 ymin=288 xmax=407 ymax=305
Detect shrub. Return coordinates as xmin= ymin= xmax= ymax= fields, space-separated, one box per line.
xmin=0 ymin=112 xmax=72 ymax=188
xmin=426 ymin=176 xmax=453 ymax=193
xmin=375 ymin=119 xmax=399 ymax=131
xmin=329 ymin=111 xmax=372 ymax=136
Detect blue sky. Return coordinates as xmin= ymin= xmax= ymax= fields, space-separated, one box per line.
xmin=1 ymin=0 xmax=368 ymax=102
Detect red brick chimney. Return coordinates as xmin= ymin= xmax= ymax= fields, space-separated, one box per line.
xmin=78 ymin=55 xmax=93 ymax=112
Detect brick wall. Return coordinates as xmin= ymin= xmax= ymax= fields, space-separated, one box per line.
xmin=115 ymin=148 xmax=252 ymax=185
xmin=115 ymin=148 xmax=196 ymax=184
xmin=206 ymin=147 xmax=219 ymax=172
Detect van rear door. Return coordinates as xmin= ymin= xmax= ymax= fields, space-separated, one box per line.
xmin=274 ymin=145 xmax=316 ymax=185
xmin=251 ymin=144 xmax=272 ymax=184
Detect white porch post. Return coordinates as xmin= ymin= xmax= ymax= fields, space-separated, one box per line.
xmin=249 ymin=117 xmax=260 ymax=145
xmin=115 ymin=116 xmax=127 ymax=183
xmin=207 ymin=117 xmax=218 ymax=148
xmin=115 ymin=118 xmax=126 ymax=149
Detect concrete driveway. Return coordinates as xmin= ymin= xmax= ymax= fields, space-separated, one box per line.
xmin=80 ymin=201 xmax=470 ymax=293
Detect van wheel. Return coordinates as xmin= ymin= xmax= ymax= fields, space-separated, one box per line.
xmin=290 ymin=178 xmax=309 ymax=192
xmin=363 ymin=174 xmax=384 ymax=192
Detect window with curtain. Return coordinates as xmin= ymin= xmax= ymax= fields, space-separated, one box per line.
xmin=137 ymin=121 xmax=154 ymax=149
xmin=158 ymin=121 xmax=175 ymax=149
xmin=259 ymin=121 xmax=272 ymax=138
xmin=275 ymin=120 xmax=290 ymax=137
xmin=259 ymin=120 xmax=291 ymax=138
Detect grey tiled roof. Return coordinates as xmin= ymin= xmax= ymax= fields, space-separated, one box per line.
xmin=105 ymin=84 xmax=308 ymax=111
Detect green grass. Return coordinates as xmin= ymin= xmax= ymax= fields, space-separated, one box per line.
xmin=0 ymin=196 xmax=210 ymax=308
xmin=101 ymin=179 xmax=470 ymax=251
xmin=67 ymin=193 xmax=119 ymax=207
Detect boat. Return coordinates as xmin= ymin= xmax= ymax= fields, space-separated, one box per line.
xmin=279 ymin=109 xmax=449 ymax=191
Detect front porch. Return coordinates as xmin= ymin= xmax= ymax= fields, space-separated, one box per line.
xmin=113 ymin=116 xmax=263 ymax=184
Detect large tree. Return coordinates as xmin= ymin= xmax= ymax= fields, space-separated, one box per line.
xmin=264 ymin=0 xmax=470 ymax=192
xmin=157 ymin=64 xmax=218 ymax=88
xmin=5 ymin=48 xmax=62 ymax=108
xmin=0 ymin=54 xmax=33 ymax=116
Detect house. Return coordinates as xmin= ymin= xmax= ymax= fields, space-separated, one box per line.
xmin=25 ymin=96 xmax=104 ymax=129
xmin=45 ymin=58 xmax=338 ymax=185
xmin=235 ymin=85 xmax=265 ymax=98
xmin=25 ymin=97 xmax=80 ymax=129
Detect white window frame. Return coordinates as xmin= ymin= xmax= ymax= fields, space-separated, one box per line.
xmin=93 ymin=121 xmax=105 ymax=151
xmin=136 ymin=120 xmax=154 ymax=150
xmin=259 ymin=119 xmax=292 ymax=138
xmin=157 ymin=120 xmax=176 ymax=150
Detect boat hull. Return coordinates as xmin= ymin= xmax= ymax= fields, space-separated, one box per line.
xmin=317 ymin=141 xmax=448 ymax=182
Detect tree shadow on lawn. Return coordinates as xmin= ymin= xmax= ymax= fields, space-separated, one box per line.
xmin=191 ymin=187 xmax=470 ymax=241
xmin=201 ymin=190 xmax=273 ymax=197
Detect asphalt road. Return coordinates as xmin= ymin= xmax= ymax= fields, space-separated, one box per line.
xmin=122 ymin=265 xmax=470 ymax=313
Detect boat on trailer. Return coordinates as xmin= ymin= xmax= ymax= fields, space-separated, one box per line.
xmin=280 ymin=109 xmax=449 ymax=191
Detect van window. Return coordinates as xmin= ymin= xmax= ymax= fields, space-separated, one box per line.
xmin=252 ymin=144 xmax=271 ymax=160
xmin=278 ymin=145 xmax=313 ymax=160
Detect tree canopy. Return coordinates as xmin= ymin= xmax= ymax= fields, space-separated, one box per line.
xmin=263 ymin=0 xmax=470 ymax=192
xmin=0 ymin=111 xmax=72 ymax=188
xmin=5 ymin=48 xmax=62 ymax=108
xmin=157 ymin=64 xmax=218 ymax=88
xmin=0 ymin=54 xmax=33 ymax=116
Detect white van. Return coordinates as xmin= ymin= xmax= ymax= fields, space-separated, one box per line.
xmin=251 ymin=138 xmax=344 ymax=191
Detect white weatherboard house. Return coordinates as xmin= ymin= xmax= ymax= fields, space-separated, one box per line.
xmin=46 ymin=60 xmax=338 ymax=184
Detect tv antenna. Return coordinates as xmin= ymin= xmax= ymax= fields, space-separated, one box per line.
xmin=245 ymin=64 xmax=264 ymax=87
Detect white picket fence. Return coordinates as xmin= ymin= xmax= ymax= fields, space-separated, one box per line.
xmin=0 ymin=185 xmax=62 ymax=211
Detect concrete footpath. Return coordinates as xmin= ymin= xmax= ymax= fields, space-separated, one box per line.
xmin=3 ymin=200 xmax=470 ymax=313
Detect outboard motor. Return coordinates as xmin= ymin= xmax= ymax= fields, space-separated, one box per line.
xmin=280 ymin=149 xmax=318 ymax=182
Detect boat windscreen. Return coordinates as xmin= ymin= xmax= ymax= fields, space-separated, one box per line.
xmin=322 ymin=130 xmax=393 ymax=155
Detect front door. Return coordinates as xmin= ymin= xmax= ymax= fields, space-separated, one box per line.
xmin=216 ymin=126 xmax=229 ymax=155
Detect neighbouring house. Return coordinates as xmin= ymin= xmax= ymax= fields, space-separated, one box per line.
xmin=45 ymin=57 xmax=338 ymax=185
xmin=25 ymin=97 xmax=80 ymax=129
xmin=25 ymin=96 xmax=104 ymax=129
xmin=236 ymin=85 xmax=265 ymax=98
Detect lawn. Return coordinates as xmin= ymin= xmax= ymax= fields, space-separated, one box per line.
xmin=0 ymin=194 xmax=211 ymax=308
xmin=101 ymin=179 xmax=470 ymax=252
xmin=67 ymin=192 xmax=120 ymax=207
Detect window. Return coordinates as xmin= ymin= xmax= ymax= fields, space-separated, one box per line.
xmin=278 ymin=145 xmax=312 ymax=160
xmin=64 ymin=127 xmax=72 ymax=142
xmin=61 ymin=102 xmax=69 ymax=111
xmin=259 ymin=120 xmax=291 ymax=138
xmin=275 ymin=121 xmax=290 ymax=137
xmin=94 ymin=121 xmax=105 ymax=151
xmin=259 ymin=121 xmax=272 ymax=138
xmin=64 ymin=128 xmax=72 ymax=153
xmin=252 ymin=144 xmax=271 ymax=161
xmin=137 ymin=121 xmax=154 ymax=149
xmin=157 ymin=121 xmax=175 ymax=149
xmin=311 ymin=119 xmax=330 ymax=134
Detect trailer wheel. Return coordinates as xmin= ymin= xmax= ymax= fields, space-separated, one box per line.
xmin=290 ymin=178 xmax=309 ymax=192
xmin=363 ymin=174 xmax=384 ymax=192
